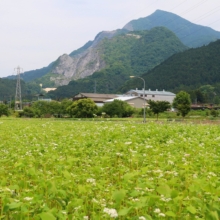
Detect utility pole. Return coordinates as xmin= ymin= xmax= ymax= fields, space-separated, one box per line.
xmin=14 ymin=66 xmax=23 ymax=110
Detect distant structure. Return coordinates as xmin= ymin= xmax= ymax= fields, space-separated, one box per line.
xmin=14 ymin=66 xmax=23 ymax=110
xmin=126 ymin=89 xmax=176 ymax=103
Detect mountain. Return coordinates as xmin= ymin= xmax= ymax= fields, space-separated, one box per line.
xmin=48 ymin=27 xmax=187 ymax=98
xmin=123 ymin=10 xmax=220 ymax=48
xmin=5 ymin=10 xmax=220 ymax=89
xmin=119 ymin=40 xmax=220 ymax=93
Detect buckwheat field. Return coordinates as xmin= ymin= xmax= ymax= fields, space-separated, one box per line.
xmin=0 ymin=119 xmax=220 ymax=219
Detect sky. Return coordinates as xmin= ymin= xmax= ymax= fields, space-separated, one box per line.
xmin=0 ymin=0 xmax=220 ymax=77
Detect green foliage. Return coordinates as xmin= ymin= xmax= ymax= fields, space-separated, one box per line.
xmin=67 ymin=98 xmax=98 ymax=118
xmin=28 ymin=101 xmax=61 ymax=118
xmin=210 ymin=109 xmax=219 ymax=117
xmin=102 ymin=99 xmax=135 ymax=117
xmin=173 ymin=91 xmax=191 ymax=117
xmin=60 ymin=99 xmax=73 ymax=115
xmin=20 ymin=107 xmax=35 ymax=118
xmin=32 ymin=72 xmax=58 ymax=88
xmin=0 ymin=104 xmax=10 ymax=117
xmin=148 ymin=100 xmax=171 ymax=120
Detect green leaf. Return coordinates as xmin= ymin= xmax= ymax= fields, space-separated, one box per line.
xmin=118 ymin=207 xmax=131 ymax=216
xmin=171 ymin=190 xmax=178 ymax=198
xmin=209 ymin=211 xmax=219 ymax=220
xmin=8 ymin=202 xmax=22 ymax=210
xmin=156 ymin=184 xmax=171 ymax=197
xmin=112 ymin=189 xmax=126 ymax=203
xmin=187 ymin=206 xmax=197 ymax=214
xmin=28 ymin=167 xmax=36 ymax=176
xmin=63 ymin=170 xmax=71 ymax=179
xmin=40 ymin=212 xmax=56 ymax=220
xmin=165 ymin=211 xmax=176 ymax=217
xmin=123 ymin=172 xmax=136 ymax=181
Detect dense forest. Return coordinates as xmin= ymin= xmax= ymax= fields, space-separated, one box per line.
xmin=121 ymin=40 xmax=220 ymax=91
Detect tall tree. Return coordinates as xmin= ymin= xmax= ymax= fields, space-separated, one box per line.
xmin=148 ymin=100 xmax=171 ymax=120
xmin=67 ymin=98 xmax=98 ymax=118
xmin=102 ymin=99 xmax=134 ymax=118
xmin=173 ymin=91 xmax=191 ymax=118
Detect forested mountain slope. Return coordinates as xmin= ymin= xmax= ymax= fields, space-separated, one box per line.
xmin=123 ymin=10 xmax=220 ymax=48
xmin=120 ymin=40 xmax=220 ymax=93
xmin=0 ymin=78 xmax=41 ymax=101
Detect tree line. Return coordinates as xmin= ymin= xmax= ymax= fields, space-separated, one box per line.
xmin=0 ymin=91 xmax=195 ymax=119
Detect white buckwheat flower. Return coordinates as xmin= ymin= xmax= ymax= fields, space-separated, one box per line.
xmin=159 ymin=213 xmax=166 ymax=217
xmin=103 ymin=208 xmax=118 ymax=218
xmin=23 ymin=197 xmax=33 ymax=201
xmin=154 ymin=208 xmax=161 ymax=213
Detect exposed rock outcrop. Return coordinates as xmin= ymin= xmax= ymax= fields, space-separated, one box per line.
xmin=50 ymin=30 xmax=120 ymax=86
xmin=51 ymin=46 xmax=105 ymax=86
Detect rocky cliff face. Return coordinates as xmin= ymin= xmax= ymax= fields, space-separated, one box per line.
xmin=49 ymin=30 xmax=119 ymax=86
xmin=50 ymin=46 xmax=105 ymax=86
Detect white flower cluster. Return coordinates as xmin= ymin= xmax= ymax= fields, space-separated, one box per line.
xmin=146 ymin=145 xmax=153 ymax=149
xmin=139 ymin=216 xmax=146 ymax=220
xmin=145 ymin=187 xmax=154 ymax=192
xmin=116 ymin=152 xmax=123 ymax=157
xmin=160 ymin=195 xmax=172 ymax=202
xmin=86 ymin=178 xmax=96 ymax=185
xmin=23 ymin=197 xmax=33 ymax=201
xmin=154 ymin=208 xmax=166 ymax=217
xmin=103 ymin=208 xmax=118 ymax=218
xmin=168 ymin=160 xmax=174 ymax=165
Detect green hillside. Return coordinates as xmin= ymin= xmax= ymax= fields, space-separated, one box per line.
xmin=120 ymin=40 xmax=220 ymax=94
xmin=48 ymin=27 xmax=187 ymax=98
xmin=0 ymin=78 xmax=41 ymax=101
xmin=123 ymin=10 xmax=220 ymax=48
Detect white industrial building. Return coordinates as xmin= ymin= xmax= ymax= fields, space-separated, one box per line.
xmin=104 ymin=96 xmax=148 ymax=108
xmin=125 ymin=89 xmax=176 ymax=103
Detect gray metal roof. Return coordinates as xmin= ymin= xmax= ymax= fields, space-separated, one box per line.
xmin=104 ymin=96 xmax=145 ymax=102
xmin=127 ymin=89 xmax=175 ymax=96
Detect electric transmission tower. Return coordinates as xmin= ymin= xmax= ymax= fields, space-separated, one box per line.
xmin=14 ymin=66 xmax=23 ymax=110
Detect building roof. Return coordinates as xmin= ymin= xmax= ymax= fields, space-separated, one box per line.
xmin=127 ymin=89 xmax=175 ymax=96
xmin=75 ymin=93 xmax=118 ymax=98
xmin=73 ymin=93 xmax=119 ymax=103
xmin=105 ymin=96 xmax=150 ymax=104
xmin=104 ymin=96 xmax=145 ymax=102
